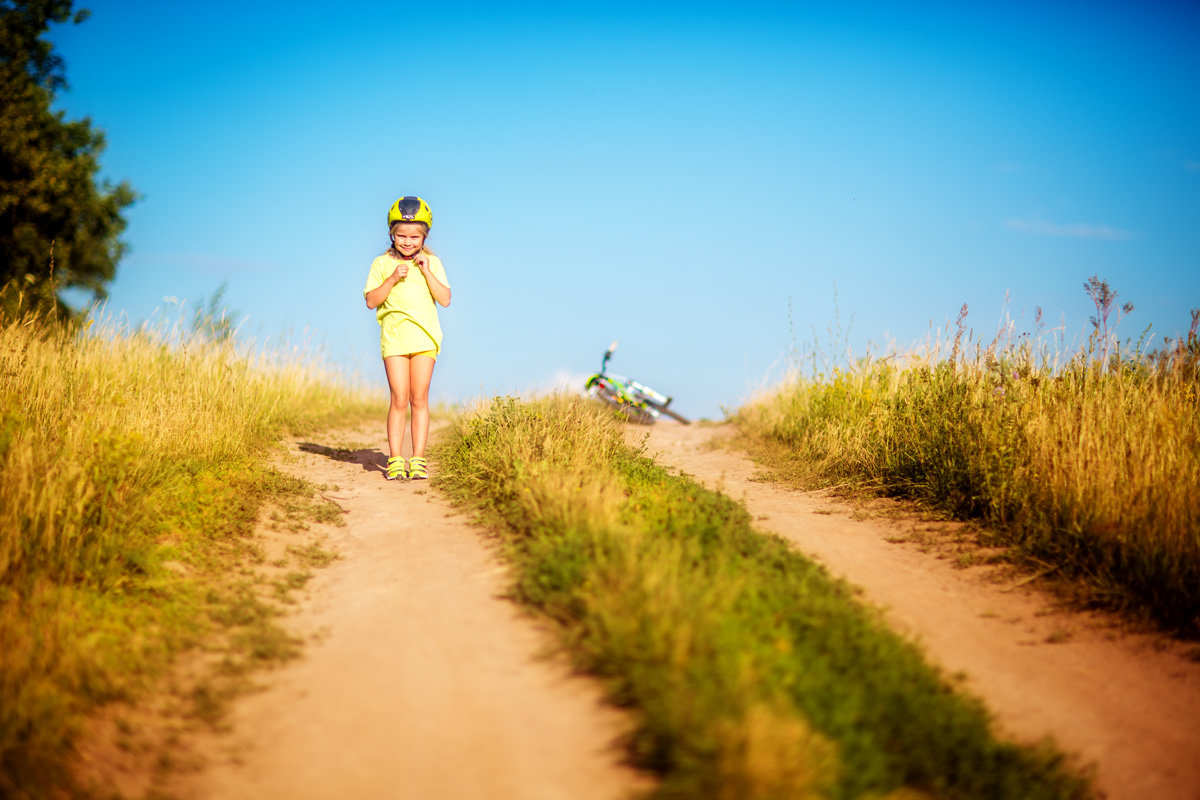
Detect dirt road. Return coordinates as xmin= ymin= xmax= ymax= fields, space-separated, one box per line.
xmin=166 ymin=423 xmax=646 ymax=800
xmin=643 ymin=422 xmax=1200 ymax=800
xmin=132 ymin=418 xmax=1200 ymax=800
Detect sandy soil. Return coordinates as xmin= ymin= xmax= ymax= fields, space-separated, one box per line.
xmin=160 ymin=423 xmax=647 ymax=800
xmin=642 ymin=421 xmax=1200 ymax=800
xmin=79 ymin=418 xmax=1200 ymax=799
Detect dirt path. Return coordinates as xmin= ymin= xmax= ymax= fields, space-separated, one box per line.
xmin=165 ymin=423 xmax=646 ymax=800
xmin=120 ymin=418 xmax=1200 ymax=799
xmin=643 ymin=422 xmax=1200 ymax=800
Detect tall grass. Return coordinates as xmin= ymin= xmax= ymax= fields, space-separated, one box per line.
xmin=735 ymin=297 xmax=1200 ymax=634
xmin=0 ymin=307 xmax=377 ymax=798
xmin=436 ymin=396 xmax=1092 ymax=799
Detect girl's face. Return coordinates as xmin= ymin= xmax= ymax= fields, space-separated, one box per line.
xmin=391 ymin=223 xmax=426 ymax=257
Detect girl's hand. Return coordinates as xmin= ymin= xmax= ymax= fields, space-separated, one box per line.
xmin=391 ymin=262 xmax=409 ymax=282
xmin=413 ymin=254 xmax=429 ymax=272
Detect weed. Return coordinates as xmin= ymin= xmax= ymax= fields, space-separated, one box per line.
xmin=953 ymin=553 xmax=978 ymax=569
xmin=280 ymin=571 xmax=312 ymax=591
xmin=190 ymin=682 xmax=231 ymax=726
xmin=735 ymin=288 xmax=1200 ymax=636
xmin=287 ymin=542 xmax=337 ymax=569
xmin=233 ymin=621 xmax=302 ymax=664
xmin=273 ymin=571 xmax=313 ymax=603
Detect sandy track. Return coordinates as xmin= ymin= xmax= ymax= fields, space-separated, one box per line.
xmin=167 ymin=424 xmax=645 ymax=800
xmin=643 ymin=421 xmax=1200 ymax=800
xmin=124 ymin=418 xmax=1200 ymax=799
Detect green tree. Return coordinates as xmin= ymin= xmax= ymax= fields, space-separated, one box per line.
xmin=1 ymin=0 xmax=136 ymax=317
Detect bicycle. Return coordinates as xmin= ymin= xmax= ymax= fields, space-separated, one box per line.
xmin=584 ymin=342 xmax=691 ymax=425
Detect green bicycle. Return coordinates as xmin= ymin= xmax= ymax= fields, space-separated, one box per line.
xmin=584 ymin=342 xmax=690 ymax=425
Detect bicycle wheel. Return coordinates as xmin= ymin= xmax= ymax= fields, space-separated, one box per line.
xmin=647 ymin=401 xmax=690 ymax=425
xmin=623 ymin=404 xmax=659 ymax=426
xmin=591 ymin=385 xmax=624 ymax=412
xmin=593 ymin=386 xmax=657 ymax=425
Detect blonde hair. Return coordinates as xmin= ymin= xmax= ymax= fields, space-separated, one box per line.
xmin=387 ymin=221 xmax=435 ymax=258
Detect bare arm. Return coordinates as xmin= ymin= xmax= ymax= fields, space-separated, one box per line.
xmin=415 ymin=255 xmax=452 ymax=307
xmin=364 ymin=263 xmax=408 ymax=309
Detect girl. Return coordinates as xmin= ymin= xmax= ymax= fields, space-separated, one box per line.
xmin=363 ymin=196 xmax=452 ymax=480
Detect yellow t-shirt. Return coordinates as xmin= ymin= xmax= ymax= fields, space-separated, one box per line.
xmin=363 ymin=252 xmax=450 ymax=357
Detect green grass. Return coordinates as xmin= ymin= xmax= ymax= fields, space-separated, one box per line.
xmin=734 ymin=304 xmax=1200 ymax=636
xmin=0 ymin=308 xmax=378 ymax=799
xmin=435 ymin=395 xmax=1093 ymax=800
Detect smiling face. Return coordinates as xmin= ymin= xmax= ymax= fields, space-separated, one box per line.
xmin=390 ymin=222 xmax=427 ymax=257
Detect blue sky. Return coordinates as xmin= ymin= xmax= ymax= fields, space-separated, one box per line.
xmin=53 ymin=1 xmax=1200 ymax=419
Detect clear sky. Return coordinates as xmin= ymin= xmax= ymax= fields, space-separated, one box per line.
xmin=52 ymin=0 xmax=1200 ymax=419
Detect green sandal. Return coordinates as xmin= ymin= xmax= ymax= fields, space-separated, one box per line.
xmin=408 ymin=456 xmax=428 ymax=480
xmin=386 ymin=456 xmax=407 ymax=481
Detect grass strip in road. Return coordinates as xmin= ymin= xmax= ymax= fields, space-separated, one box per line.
xmin=0 ymin=310 xmax=378 ymax=799
xmin=435 ymin=396 xmax=1093 ymax=800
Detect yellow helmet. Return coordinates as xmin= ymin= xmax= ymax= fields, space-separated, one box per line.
xmin=387 ymin=196 xmax=433 ymax=229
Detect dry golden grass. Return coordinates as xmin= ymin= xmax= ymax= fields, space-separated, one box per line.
xmin=0 ymin=307 xmax=377 ymax=798
xmin=736 ymin=306 xmax=1200 ymax=634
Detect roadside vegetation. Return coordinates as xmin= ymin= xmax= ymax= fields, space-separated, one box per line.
xmin=0 ymin=305 xmax=377 ymax=799
xmin=735 ymin=279 xmax=1200 ymax=636
xmin=436 ymin=395 xmax=1093 ymax=800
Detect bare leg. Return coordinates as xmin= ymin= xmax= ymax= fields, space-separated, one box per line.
xmin=408 ymin=355 xmax=436 ymax=457
xmin=383 ymin=356 xmax=412 ymax=458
